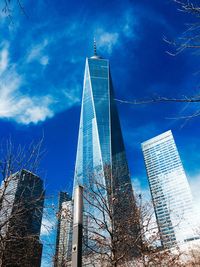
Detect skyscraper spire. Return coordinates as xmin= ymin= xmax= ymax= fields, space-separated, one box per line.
xmin=93 ymin=37 xmax=97 ymax=56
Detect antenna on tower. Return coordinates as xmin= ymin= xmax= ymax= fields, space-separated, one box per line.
xmin=93 ymin=37 xmax=97 ymax=56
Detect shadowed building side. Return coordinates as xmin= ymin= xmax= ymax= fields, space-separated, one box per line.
xmin=0 ymin=169 xmax=44 ymax=267
xmin=109 ymin=77 xmax=141 ymax=258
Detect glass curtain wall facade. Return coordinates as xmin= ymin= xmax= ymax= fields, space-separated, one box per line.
xmin=73 ymin=53 xmax=139 ymax=256
xmin=142 ymin=130 xmax=197 ymax=248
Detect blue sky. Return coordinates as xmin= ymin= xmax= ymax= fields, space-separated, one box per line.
xmin=1 ymin=0 xmax=200 ymax=266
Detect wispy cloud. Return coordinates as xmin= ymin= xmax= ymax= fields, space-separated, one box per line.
xmin=94 ymin=8 xmax=138 ymax=54
xmin=0 ymin=42 xmax=80 ymax=124
xmin=62 ymin=84 xmax=80 ymax=104
xmin=96 ymin=30 xmax=119 ymax=54
xmin=121 ymin=9 xmax=137 ymax=38
xmin=26 ymin=39 xmax=49 ymax=66
xmin=0 ymin=88 xmax=54 ymax=124
xmin=0 ymin=52 xmax=54 ymax=124
xmin=40 ymin=56 xmax=49 ymax=66
xmin=0 ymin=43 xmax=9 ymax=74
xmin=0 ymin=5 xmax=138 ymax=125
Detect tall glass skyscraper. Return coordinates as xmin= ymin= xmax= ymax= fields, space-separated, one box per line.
xmin=73 ymin=48 xmax=139 ymax=256
xmin=142 ymin=130 xmax=198 ymax=248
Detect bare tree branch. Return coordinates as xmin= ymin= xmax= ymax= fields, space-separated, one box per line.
xmin=115 ymin=96 xmax=200 ymax=105
xmin=0 ymin=138 xmax=48 ymax=266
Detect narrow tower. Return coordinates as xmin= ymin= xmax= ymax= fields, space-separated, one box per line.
xmin=73 ymin=44 xmax=140 ymax=260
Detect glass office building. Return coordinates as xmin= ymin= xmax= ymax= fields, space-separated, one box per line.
xmin=73 ymin=50 xmax=139 ymax=255
xmin=0 ymin=169 xmax=44 ymax=266
xmin=142 ymin=130 xmax=197 ymax=248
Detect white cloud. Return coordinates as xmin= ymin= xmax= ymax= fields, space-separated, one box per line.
xmin=0 ymin=77 xmax=54 ymax=124
xmin=41 ymin=216 xmax=56 ymax=236
xmin=96 ymin=30 xmax=119 ymax=54
xmin=40 ymin=56 xmax=49 ymax=66
xmin=15 ymin=96 xmax=54 ymax=124
xmin=0 ymin=43 xmax=54 ymax=124
xmin=0 ymin=43 xmax=9 ymax=74
xmin=94 ymin=8 xmax=137 ymax=55
xmin=0 ymin=42 xmax=81 ymax=124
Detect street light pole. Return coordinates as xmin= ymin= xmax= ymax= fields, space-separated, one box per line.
xmin=72 ymin=185 xmax=83 ymax=267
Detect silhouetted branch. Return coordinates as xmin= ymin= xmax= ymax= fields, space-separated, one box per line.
xmin=0 ymin=138 xmax=46 ymax=266
xmin=164 ymin=1 xmax=200 ymax=55
xmin=1 ymin=0 xmax=28 ymax=23
xmin=115 ymin=96 xmax=200 ymax=105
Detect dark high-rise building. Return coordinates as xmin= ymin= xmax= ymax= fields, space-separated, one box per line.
xmin=73 ymin=46 xmax=140 ymax=259
xmin=54 ymin=192 xmax=72 ymax=267
xmin=0 ymin=169 xmax=44 ymax=267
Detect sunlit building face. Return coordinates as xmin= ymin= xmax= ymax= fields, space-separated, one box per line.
xmin=73 ymin=52 xmax=140 ymax=255
xmin=142 ymin=130 xmax=198 ymax=248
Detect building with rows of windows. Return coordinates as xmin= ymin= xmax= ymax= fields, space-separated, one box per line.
xmin=142 ymin=130 xmax=198 ymax=248
xmin=0 ymin=169 xmax=44 ymax=266
xmin=54 ymin=192 xmax=72 ymax=267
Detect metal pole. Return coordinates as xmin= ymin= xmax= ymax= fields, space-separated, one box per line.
xmin=72 ymin=185 xmax=83 ymax=267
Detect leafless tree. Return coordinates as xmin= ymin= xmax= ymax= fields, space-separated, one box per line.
xmin=185 ymin=245 xmax=200 ymax=266
xmin=83 ymin=178 xmax=193 ymax=267
xmin=79 ymin=165 xmax=141 ymax=267
xmin=78 ymin=174 xmax=200 ymax=267
xmin=54 ymin=197 xmax=73 ymax=267
xmin=115 ymin=1 xmax=200 ymax=121
xmin=0 ymin=138 xmax=45 ymax=267
xmin=164 ymin=0 xmax=200 ymax=56
xmin=56 ymin=167 xmax=200 ymax=267
xmin=56 ymin=181 xmax=200 ymax=267
xmin=1 ymin=0 xmax=27 ymax=23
